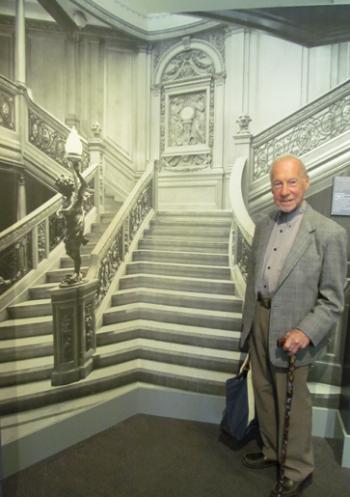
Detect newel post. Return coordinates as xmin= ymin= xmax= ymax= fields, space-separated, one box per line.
xmin=233 ymin=114 xmax=252 ymax=204
xmin=51 ymin=279 xmax=98 ymax=386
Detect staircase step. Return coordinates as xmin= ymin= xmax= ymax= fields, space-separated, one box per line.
xmin=119 ymin=273 xmax=235 ymax=295
xmin=0 ymin=359 xmax=231 ymax=415
xmin=46 ymin=266 xmax=88 ymax=283
xmin=0 ymin=356 xmax=53 ymax=387
xmin=0 ymin=358 xmax=340 ymax=416
xmin=0 ymin=316 xmax=52 ymax=339
xmin=103 ymin=303 xmax=241 ymax=330
xmin=132 ymin=249 xmax=229 ymax=266
xmin=126 ymin=261 xmax=231 ymax=280
xmin=112 ymin=288 xmax=242 ymax=313
xmin=60 ymin=254 xmax=91 ymax=268
xmin=139 ymin=237 xmax=229 ymax=253
xmin=97 ymin=320 xmax=241 ymax=350
xmin=29 ymin=283 xmax=58 ymax=299
xmin=157 ymin=210 xmax=232 ymax=219
xmin=146 ymin=226 xmax=230 ymax=238
xmin=94 ymin=338 xmax=240 ymax=372
xmin=151 ymin=218 xmax=231 ymax=228
xmin=0 ymin=335 xmax=53 ymax=362
xmin=8 ymin=299 xmax=52 ymax=319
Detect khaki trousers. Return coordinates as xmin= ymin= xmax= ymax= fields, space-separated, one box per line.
xmin=250 ymin=301 xmax=314 ymax=481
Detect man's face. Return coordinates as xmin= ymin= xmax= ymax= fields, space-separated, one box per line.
xmin=271 ymin=158 xmax=309 ymax=213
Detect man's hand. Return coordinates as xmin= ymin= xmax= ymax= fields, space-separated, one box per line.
xmin=279 ymin=329 xmax=310 ymax=355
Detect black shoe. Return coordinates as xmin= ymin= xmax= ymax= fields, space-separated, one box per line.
xmin=270 ymin=475 xmax=312 ymax=497
xmin=242 ymin=452 xmax=277 ymax=469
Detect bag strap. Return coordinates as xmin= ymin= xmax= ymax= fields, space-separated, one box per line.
xmin=239 ymin=353 xmax=250 ymax=374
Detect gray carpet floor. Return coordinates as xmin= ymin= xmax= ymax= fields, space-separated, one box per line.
xmin=3 ymin=414 xmax=350 ymax=497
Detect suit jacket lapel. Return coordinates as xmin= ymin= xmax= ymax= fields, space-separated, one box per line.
xmin=254 ymin=213 xmax=275 ymax=286
xmin=275 ymin=205 xmax=316 ymax=290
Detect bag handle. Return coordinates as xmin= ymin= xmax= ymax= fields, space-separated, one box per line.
xmin=239 ymin=353 xmax=250 ymax=374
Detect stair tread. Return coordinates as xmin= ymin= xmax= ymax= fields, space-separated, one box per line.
xmin=121 ymin=273 xmax=233 ymax=285
xmin=114 ymin=287 xmax=241 ymax=302
xmin=0 ymin=335 xmax=53 ymax=350
xmin=0 ymin=315 xmax=52 ymax=328
xmin=104 ymin=302 xmax=241 ymax=318
xmin=127 ymin=261 xmax=230 ymax=270
xmin=0 ymin=359 xmax=231 ymax=401
xmin=133 ymin=249 xmax=228 ymax=257
xmin=0 ymin=356 xmax=53 ymax=373
xmin=96 ymin=338 xmax=241 ymax=359
xmin=9 ymin=299 xmax=51 ymax=309
xmin=97 ymin=319 xmax=241 ymax=338
xmin=0 ymin=358 xmax=341 ymax=403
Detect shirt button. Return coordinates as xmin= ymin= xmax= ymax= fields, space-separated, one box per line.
xmin=273 ymin=248 xmax=277 ymax=251
xmin=267 ymin=266 xmax=271 ymax=269
xmin=280 ymin=229 xmax=283 ymax=233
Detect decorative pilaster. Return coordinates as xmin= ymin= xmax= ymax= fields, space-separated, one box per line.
xmin=65 ymin=33 xmax=80 ymax=130
xmin=89 ymin=122 xmax=105 ymax=215
xmin=16 ymin=173 xmax=26 ymax=220
xmin=15 ymin=0 xmax=26 ymax=84
xmin=233 ymin=115 xmax=252 ymax=203
xmin=51 ymin=279 xmax=98 ymax=386
xmin=135 ymin=45 xmax=151 ymax=173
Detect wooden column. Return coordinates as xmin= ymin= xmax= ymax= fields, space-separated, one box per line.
xmin=15 ymin=0 xmax=26 ymax=84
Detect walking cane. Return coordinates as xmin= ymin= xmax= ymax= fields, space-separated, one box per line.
xmin=275 ymin=345 xmax=297 ymax=497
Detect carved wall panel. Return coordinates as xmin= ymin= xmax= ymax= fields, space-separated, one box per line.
xmin=0 ymin=90 xmax=15 ymax=130
xmin=159 ymin=48 xmax=216 ymax=173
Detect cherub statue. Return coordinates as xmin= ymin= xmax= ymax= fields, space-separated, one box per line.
xmin=55 ymin=161 xmax=89 ymax=285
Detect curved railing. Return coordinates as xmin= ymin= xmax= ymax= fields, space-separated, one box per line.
xmin=27 ymin=97 xmax=90 ymax=172
xmin=86 ymin=160 xmax=157 ymax=308
xmin=0 ymin=163 xmax=98 ymax=299
xmin=229 ymin=157 xmax=255 ymax=296
xmin=251 ymin=79 xmax=350 ymax=182
xmin=0 ymin=74 xmax=90 ymax=187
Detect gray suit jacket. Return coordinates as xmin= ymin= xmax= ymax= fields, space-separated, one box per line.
xmin=240 ymin=202 xmax=348 ymax=368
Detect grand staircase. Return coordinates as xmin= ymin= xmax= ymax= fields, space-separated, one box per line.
xmin=0 ymin=210 xmax=242 ymax=415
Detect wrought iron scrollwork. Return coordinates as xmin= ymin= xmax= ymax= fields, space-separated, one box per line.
xmin=49 ymin=212 xmax=65 ymax=251
xmin=28 ymin=110 xmax=90 ymax=170
xmin=236 ymin=229 xmax=250 ymax=280
xmin=252 ymin=92 xmax=350 ymax=180
xmin=95 ymin=180 xmax=153 ymax=305
xmin=0 ymin=232 xmax=33 ymax=294
xmin=96 ymin=230 xmax=123 ymax=305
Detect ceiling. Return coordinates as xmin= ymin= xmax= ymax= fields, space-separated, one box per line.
xmin=193 ymin=5 xmax=350 ymax=46
xmin=3 ymin=0 xmax=350 ymax=45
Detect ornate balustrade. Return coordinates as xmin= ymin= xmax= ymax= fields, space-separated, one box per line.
xmin=229 ymin=157 xmax=255 ymax=298
xmin=27 ymin=101 xmax=90 ymax=172
xmin=251 ymin=79 xmax=350 ymax=182
xmin=86 ymin=160 xmax=157 ymax=308
xmin=0 ymin=74 xmax=90 ymax=189
xmin=0 ymin=163 xmax=98 ymax=298
xmin=50 ymin=160 xmax=157 ymax=386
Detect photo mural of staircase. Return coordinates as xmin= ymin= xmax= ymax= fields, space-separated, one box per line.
xmin=0 ymin=210 xmax=242 ymax=415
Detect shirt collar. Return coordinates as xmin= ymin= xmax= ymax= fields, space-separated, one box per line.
xmin=276 ymin=201 xmax=306 ymax=225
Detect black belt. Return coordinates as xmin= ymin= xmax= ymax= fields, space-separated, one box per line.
xmin=257 ymin=292 xmax=271 ymax=309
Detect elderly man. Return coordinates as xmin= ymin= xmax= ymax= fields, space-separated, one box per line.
xmin=240 ymin=155 xmax=347 ymax=497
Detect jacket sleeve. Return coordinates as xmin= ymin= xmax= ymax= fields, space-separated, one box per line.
xmin=297 ymin=226 xmax=348 ymax=346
